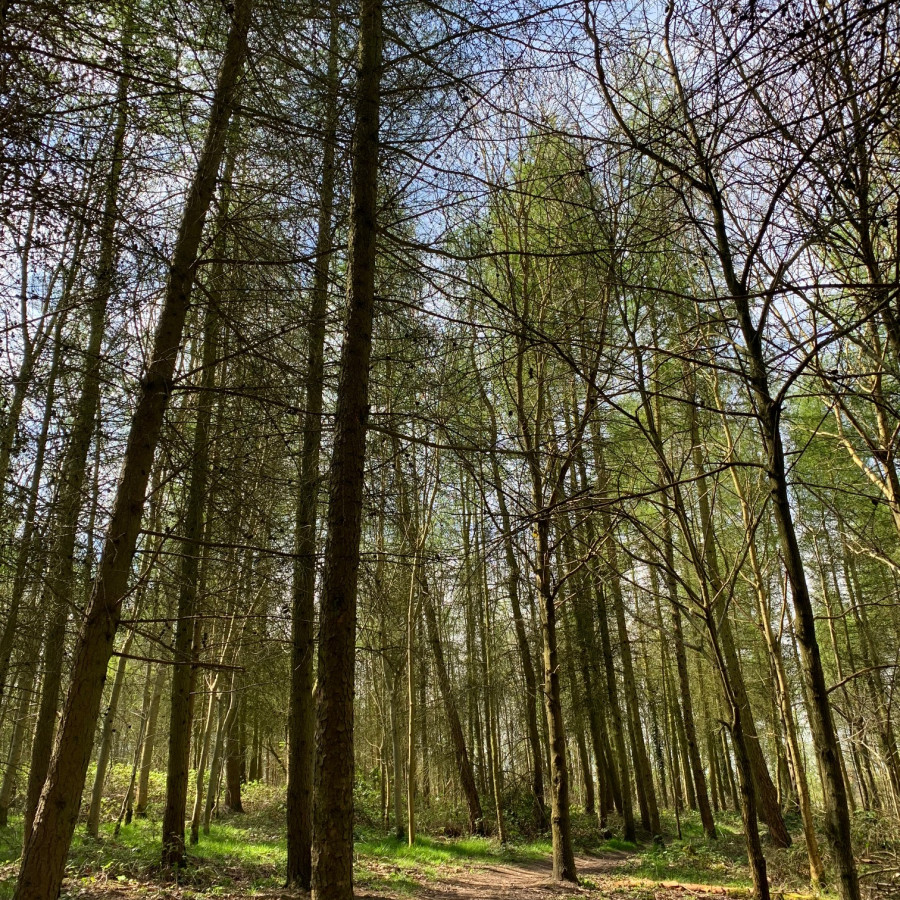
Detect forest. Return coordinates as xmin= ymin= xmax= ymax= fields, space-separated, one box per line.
xmin=0 ymin=0 xmax=898 ymax=899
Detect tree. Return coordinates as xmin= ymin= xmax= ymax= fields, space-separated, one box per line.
xmin=310 ymin=0 xmax=383 ymax=893
xmin=13 ymin=2 xmax=252 ymax=893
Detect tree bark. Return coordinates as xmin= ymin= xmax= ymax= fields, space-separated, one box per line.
xmin=488 ymin=450 xmax=547 ymax=829
xmin=22 ymin=16 xmax=132 ymax=835
xmin=114 ymin=660 xmax=152 ymax=836
xmin=658 ymin=496 xmax=716 ymax=838
xmin=13 ymin=2 xmax=251 ymax=892
xmin=285 ymin=0 xmax=339 ymax=883
xmin=422 ymin=578 xmax=484 ymax=834
xmin=475 ymin=529 xmax=506 ymax=843
xmin=136 ymin=663 xmax=166 ymax=818
xmin=707 ymin=612 xmax=770 ymax=900
xmin=191 ymin=678 xmax=219 ymax=843
xmin=86 ymin=628 xmax=135 ymax=837
xmin=609 ymin=573 xmax=660 ymax=834
xmin=596 ymin=580 xmax=636 ymax=842
xmin=310 ymin=0 xmax=383 ymax=893
xmin=204 ymin=686 xmax=229 ymax=834
xmin=732 ymin=289 xmax=859 ymax=899
xmin=161 ymin=139 xmax=233 ymax=868
xmin=0 ymin=677 xmax=33 ymax=826
xmin=224 ymin=685 xmax=244 ymax=813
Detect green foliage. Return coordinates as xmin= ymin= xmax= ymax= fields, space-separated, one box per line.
xmin=4 ymin=786 xmax=884 ymax=899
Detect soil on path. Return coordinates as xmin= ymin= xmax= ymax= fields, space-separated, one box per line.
xmin=364 ymin=850 xmax=753 ymax=900
xmin=0 ymin=846 xmax=760 ymax=900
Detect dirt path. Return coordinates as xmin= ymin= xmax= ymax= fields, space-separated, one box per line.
xmin=410 ymin=852 xmax=629 ymax=900
xmin=371 ymin=851 xmax=752 ymax=900
xmin=6 ymin=846 xmax=763 ymax=900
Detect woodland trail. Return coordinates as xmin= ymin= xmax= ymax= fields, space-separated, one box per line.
xmin=362 ymin=850 xmax=758 ymax=900
xmin=0 ymin=836 xmax=820 ymax=900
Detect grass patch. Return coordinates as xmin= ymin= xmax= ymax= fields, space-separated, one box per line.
xmin=600 ymin=837 xmax=638 ymax=853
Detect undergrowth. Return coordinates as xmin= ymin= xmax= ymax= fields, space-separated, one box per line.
xmin=0 ymin=771 xmax=894 ymax=898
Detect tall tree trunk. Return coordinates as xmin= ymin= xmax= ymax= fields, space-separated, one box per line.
xmin=161 ymin=139 xmax=233 ymax=868
xmin=204 ymin=687 xmax=229 ymax=834
xmin=669 ymin=602 xmax=717 ymax=837
xmin=570 ymin=585 xmax=614 ymax=828
xmin=224 ymin=682 xmax=243 ymax=812
xmin=658 ymin=495 xmax=716 ymax=837
xmin=596 ymin=580 xmax=636 ymax=842
xmin=714 ymin=374 xmax=822 ymax=876
xmin=755 ymin=539 xmax=822 ymax=880
xmin=476 ymin=529 xmax=506 ymax=843
xmin=561 ymin=595 xmax=594 ymax=816
xmin=488 ymin=450 xmax=547 ymax=829
xmin=13 ymin=3 xmax=252 ymax=893
xmin=285 ymin=0 xmax=339 ymax=883
xmin=190 ymin=677 xmax=219 ymax=844
xmin=609 ymin=573 xmax=660 ymax=834
xmin=0 ymin=306 xmax=64 ymax=712
xmin=684 ymin=394 xmax=790 ymax=847
xmin=86 ymin=628 xmax=135 ymax=837
xmin=422 ymin=579 xmax=484 ymax=834
xmin=310 ymin=0 xmax=383 ymax=893
xmin=0 ymin=677 xmax=33 ymax=826
xmin=406 ymin=556 xmax=418 ymax=845
xmin=706 ymin=611 xmax=770 ymax=900
xmin=388 ymin=668 xmax=404 ymax=837
xmin=711 ymin=183 xmax=859 ymax=895
xmin=534 ymin=515 xmax=577 ymax=881
xmin=115 ymin=660 xmax=153 ymax=836
xmin=21 ymin=15 xmax=132 ymax=835
xmin=136 ymin=663 xmax=166 ymax=818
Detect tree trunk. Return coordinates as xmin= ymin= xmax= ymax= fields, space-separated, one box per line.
xmin=487 ymin=450 xmax=547 ymax=829
xmin=224 ymin=681 xmax=243 ymax=813
xmin=21 ymin=16 xmax=131 ymax=838
xmin=114 ymin=660 xmax=152 ymax=837
xmin=596 ymin=580 xmax=636 ymax=842
xmin=161 ymin=138 xmax=233 ymax=868
xmin=136 ymin=663 xmax=166 ymax=818
xmin=562 ymin=600 xmax=595 ymax=816
xmin=86 ymin=629 xmax=135 ymax=837
xmin=310 ymin=0 xmax=383 ymax=892
xmin=204 ymin=688 xmax=229 ymax=834
xmin=706 ymin=613 xmax=770 ymax=900
xmin=744 ymin=342 xmax=858 ymax=897
xmin=0 ymin=678 xmax=33 ymax=826
xmin=285 ymin=0 xmax=339 ymax=884
xmin=190 ymin=676 xmax=219 ymax=844
xmin=476 ymin=535 xmax=506 ymax=843
xmin=422 ymin=579 xmax=484 ymax=834
xmin=683 ymin=394 xmax=791 ymax=847
xmin=13 ymin=3 xmax=252 ymax=892
xmin=609 ymin=574 xmax=660 ymax=835
xmin=534 ymin=515 xmax=577 ymax=881
xmin=406 ymin=557 xmax=418 ymax=845
xmin=388 ymin=669 xmax=404 ymax=838
xmin=570 ymin=586 xmax=614 ymax=828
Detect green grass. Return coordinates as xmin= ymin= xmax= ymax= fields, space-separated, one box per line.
xmin=353 ymin=833 xmax=560 ymax=895
xmin=0 ymin=812 xmax=288 ymax=897
xmin=599 ymin=836 xmax=638 ymax=853
xmin=1 ymin=786 xmax=871 ymax=899
xmin=356 ymin=833 xmax=552 ymax=866
xmin=622 ymin=812 xmax=753 ymax=889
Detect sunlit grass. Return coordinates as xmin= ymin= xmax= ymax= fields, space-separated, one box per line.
xmin=0 ymin=785 xmax=858 ymax=899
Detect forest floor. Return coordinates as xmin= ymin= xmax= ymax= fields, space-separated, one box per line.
xmin=1 ymin=777 xmax=896 ymax=900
